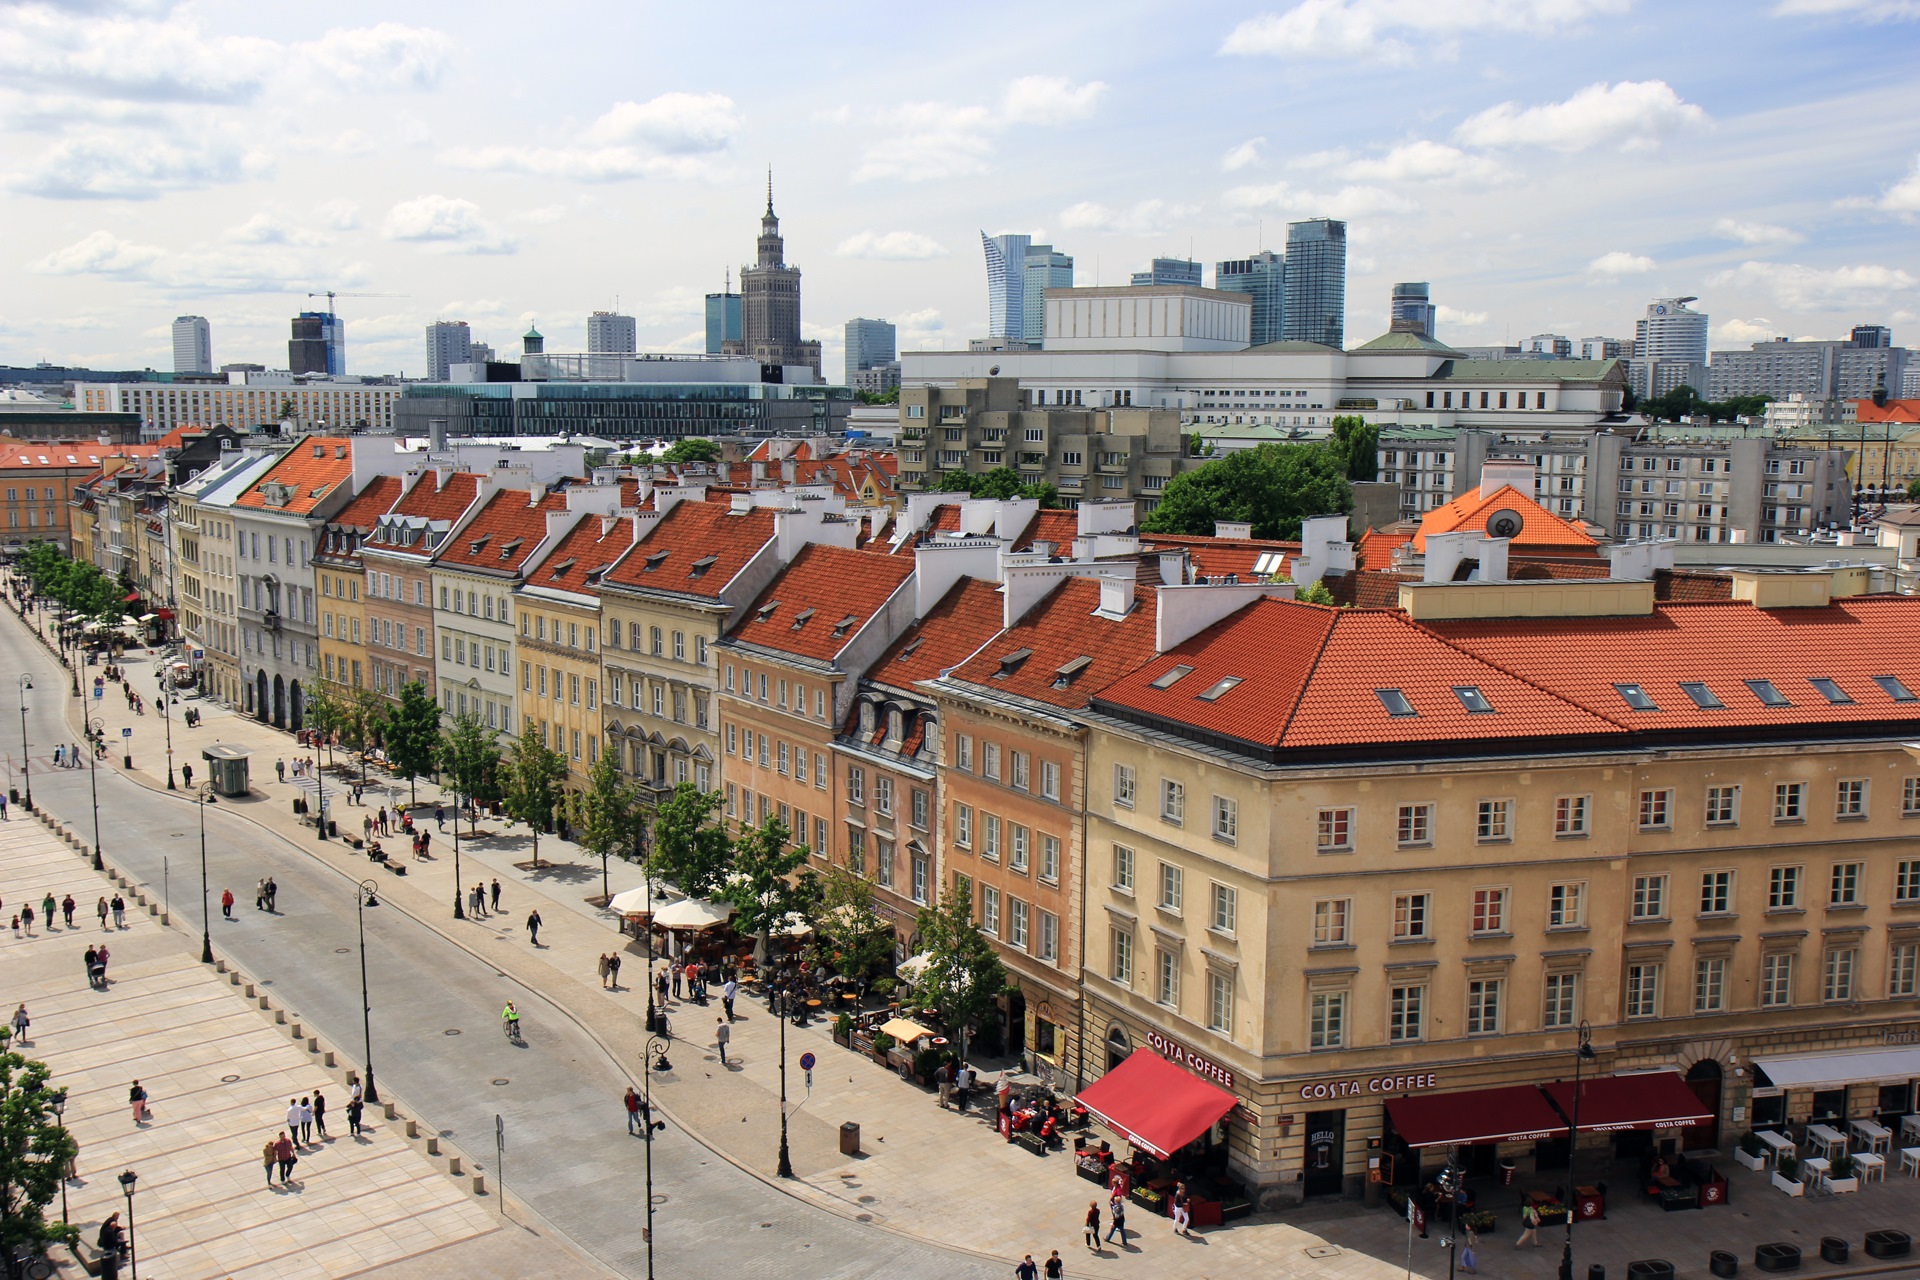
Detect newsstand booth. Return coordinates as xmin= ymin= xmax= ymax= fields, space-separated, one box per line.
xmin=1073 ymin=1049 xmax=1252 ymax=1225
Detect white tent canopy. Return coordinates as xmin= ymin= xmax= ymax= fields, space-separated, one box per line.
xmin=651 ymin=897 xmax=735 ymax=931
xmin=608 ymin=886 xmax=672 ymax=915
xmin=898 ymin=953 xmax=933 ymax=980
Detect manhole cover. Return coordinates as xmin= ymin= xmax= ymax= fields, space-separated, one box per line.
xmin=857 ymin=1195 xmax=876 ymax=1204
xmin=1305 ymin=1246 xmax=1342 ymax=1259
xmin=759 ymin=1223 xmax=773 ymax=1230
xmin=333 ymin=948 xmax=350 ymax=954
xmin=491 ymin=1078 xmax=509 ymax=1086
xmin=856 ymin=1213 xmax=873 ymax=1222
xmin=221 ymin=1074 xmax=241 ymax=1083
xmin=444 ymin=1029 xmax=461 ymax=1036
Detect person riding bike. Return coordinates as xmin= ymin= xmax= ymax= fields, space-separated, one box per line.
xmin=502 ymin=1001 xmax=521 ymax=1039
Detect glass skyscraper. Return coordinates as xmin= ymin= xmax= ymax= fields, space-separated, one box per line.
xmin=1281 ymin=219 xmax=1347 ymax=348
xmin=1129 ymin=257 xmax=1203 ymax=287
xmin=1390 ymin=283 xmax=1436 ymax=338
xmin=289 ymin=311 xmax=345 ymax=375
xmin=1022 ymin=245 xmax=1073 ymax=348
xmin=844 ymin=317 xmax=897 ymax=384
xmin=982 ymin=232 xmax=1032 ymax=342
xmin=1216 ymin=251 xmax=1285 ymax=346
xmin=705 ymin=290 xmax=742 ymax=354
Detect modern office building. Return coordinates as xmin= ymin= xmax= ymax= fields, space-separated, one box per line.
xmin=1281 ymin=218 xmax=1347 ymax=348
xmin=1022 ymin=244 xmax=1074 ymax=348
xmin=172 ymin=316 xmax=212 ymax=374
xmin=587 ymin=310 xmax=638 ymax=355
xmin=1217 ymin=251 xmax=1286 ymax=346
xmin=1130 ymin=257 xmax=1203 ymax=287
xmin=845 ymin=318 xmax=898 ymax=385
xmin=728 ymin=177 xmax=821 ymax=376
xmin=705 ymin=276 xmax=743 ymax=355
xmin=1708 ymin=335 xmax=1909 ymax=404
xmin=982 ymin=232 xmax=1032 ymax=344
xmin=425 ymin=320 xmax=473 ymax=382
xmin=1852 ymin=324 xmax=1892 ymax=349
xmin=1389 ymin=283 xmax=1434 ymax=339
xmin=289 ymin=311 xmax=345 ymax=376
xmin=1630 ymin=297 xmax=1709 ymax=398
xmin=76 ymin=378 xmax=401 ymax=433
xmin=1580 ymin=336 xmax=1630 ymax=361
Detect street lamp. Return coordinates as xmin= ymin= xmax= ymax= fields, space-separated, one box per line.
xmin=777 ymin=963 xmax=794 ymax=1179
xmin=451 ymin=792 xmax=465 ymax=921
xmin=314 ymin=736 xmax=327 ymax=842
xmin=1438 ymin=1156 xmax=1462 ymax=1280
xmin=1559 ymin=1020 xmax=1597 ymax=1280
xmin=356 ymin=879 xmax=381 ymax=1105
xmin=86 ymin=716 xmax=104 ymax=872
xmin=636 ymin=816 xmax=661 ymax=1035
xmin=160 ymin=674 xmax=175 ymax=790
xmin=17 ymin=674 xmax=30 ymax=811
xmin=196 ymin=783 xmax=214 ymax=965
xmin=50 ymin=1089 xmax=69 ymax=1229
xmin=117 ymin=1169 xmax=138 ymax=1280
xmin=642 ymin=1033 xmax=672 ymax=1280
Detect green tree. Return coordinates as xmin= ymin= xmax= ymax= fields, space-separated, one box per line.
xmin=929 ymin=470 xmax=979 ymax=494
xmin=502 ymin=721 xmax=567 ymax=869
xmin=1140 ymin=443 xmax=1353 ymax=540
xmin=854 ymin=388 xmax=900 ymax=405
xmin=578 ymin=747 xmax=641 ymax=903
xmin=383 ymin=680 xmax=441 ymax=806
xmin=437 ymin=706 xmax=500 ymax=837
xmin=1294 ymin=578 xmax=1337 ymax=605
xmin=341 ymin=687 xmax=388 ymax=790
xmin=811 ymin=861 xmax=893 ymax=991
xmin=648 ymin=782 xmax=732 ymax=900
xmin=1187 ymin=431 xmax=1207 ymax=457
xmin=1018 ymin=480 xmax=1063 ymax=508
xmin=970 ymin=467 xmax=1024 ymax=500
xmin=908 ymin=877 xmax=1008 ymax=1062
xmin=0 ymin=1052 xmax=80 ymax=1259
xmin=659 ymin=437 xmax=721 ymax=465
xmin=1908 ymin=477 xmax=1920 ymax=499
xmin=1328 ymin=415 xmax=1379 ymax=481
xmin=303 ymin=680 xmax=344 ymax=768
xmin=719 ymin=815 xmax=815 ymax=961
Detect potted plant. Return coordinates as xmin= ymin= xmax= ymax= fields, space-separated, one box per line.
xmin=871 ymin=1030 xmax=895 ymax=1065
xmin=1536 ymin=1203 xmax=1570 ymax=1226
xmin=1825 ymin=1152 xmax=1858 ymax=1194
xmin=833 ymin=1012 xmax=855 ymax=1047
xmin=1771 ymin=1153 xmax=1804 ymax=1197
xmin=1463 ymin=1209 xmax=1498 ymax=1234
xmin=1734 ymin=1132 xmax=1769 ymax=1172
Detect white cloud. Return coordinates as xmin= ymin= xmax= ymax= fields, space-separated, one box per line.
xmin=445 ymin=145 xmax=723 ymax=184
xmin=1222 ymin=137 xmax=1266 ymax=171
xmin=1715 ymin=318 xmax=1781 ymax=344
xmin=1298 ymin=139 xmax=1510 ymax=183
xmin=895 ymin=307 xmax=949 ymax=351
xmin=1058 ymin=199 xmax=1198 ymax=235
xmin=1713 ymin=218 xmax=1803 ymax=246
xmin=381 ymin=195 xmax=517 ymax=254
xmin=850 ymin=76 xmax=1105 ymax=183
xmin=1437 ymin=304 xmax=1489 ymax=326
xmin=29 ymin=230 xmax=163 ymax=276
xmin=9 ymin=134 xmax=266 ymax=199
xmin=315 ymin=200 xmax=361 ymax=231
xmin=1000 ymin=75 xmax=1107 ymax=122
xmin=1774 ymin=0 xmax=1920 ymax=17
xmin=1714 ymin=260 xmax=1919 ymax=310
xmin=583 ymin=92 xmax=740 ymax=154
xmin=27 ymin=227 xmax=353 ymax=295
xmin=224 ymin=211 xmax=330 ymax=247
xmin=1222 ymin=180 xmax=1418 ymax=220
xmin=1456 ymin=80 xmax=1708 ymax=152
xmin=449 ymin=92 xmax=740 ymax=183
xmin=1588 ymin=250 xmax=1655 ymax=275
xmin=833 ymin=230 xmax=949 ymax=260
xmin=1855 ymin=154 xmax=1920 ymax=214
xmin=0 ymin=5 xmax=275 ymax=104
xmin=300 ymin=24 xmax=452 ymax=90
xmin=1221 ymin=0 xmax=1630 ymax=63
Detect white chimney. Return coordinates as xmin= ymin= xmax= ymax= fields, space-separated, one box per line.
xmin=1291 ymin=515 xmax=1355 ymax=588
xmin=1096 ymin=577 xmax=1136 ymax=619
xmin=1424 ymin=531 xmax=1509 ymax=584
xmin=1476 ymin=458 xmax=1537 ymax=499
xmin=1157 ymin=551 xmax=1188 ymax=586
xmin=1213 ymin=520 xmax=1253 ymax=539
xmin=1606 ymin=539 xmax=1675 ymax=582
xmin=1077 ymin=499 xmax=1136 ymax=537
xmin=1155 ymin=580 xmax=1292 ymax=651
xmin=730 ymin=492 xmax=754 ymax=514
xmin=915 ymin=540 xmax=1003 ymax=618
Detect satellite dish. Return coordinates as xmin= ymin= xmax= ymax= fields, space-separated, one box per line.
xmin=988 ymin=365 xmax=1001 ymax=376
xmin=1486 ymin=509 xmax=1523 ymax=539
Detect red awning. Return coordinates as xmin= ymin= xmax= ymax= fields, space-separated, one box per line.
xmin=1386 ymin=1085 xmax=1568 ymax=1148
xmin=1074 ymin=1050 xmax=1238 ymax=1158
xmin=123 ymin=591 xmax=140 ymax=602
xmin=154 ymin=608 xmax=175 ymax=620
xmin=1542 ymin=1072 xmax=1712 ymax=1133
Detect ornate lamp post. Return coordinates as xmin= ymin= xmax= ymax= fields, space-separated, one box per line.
xmin=356 ymin=879 xmax=381 ymax=1104
xmin=642 ymin=1033 xmax=671 ymax=1280
xmin=87 ymin=715 xmax=104 ymax=871
xmin=196 ymin=782 xmax=214 ymax=964
xmin=16 ymin=674 xmax=30 ymax=810
xmin=117 ymin=1169 xmax=138 ymax=1279
xmin=1558 ymin=1020 xmax=1597 ymax=1280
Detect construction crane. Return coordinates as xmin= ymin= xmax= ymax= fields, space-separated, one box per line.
xmin=305 ymin=290 xmax=407 ymax=316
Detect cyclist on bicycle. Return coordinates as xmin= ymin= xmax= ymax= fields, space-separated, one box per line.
xmin=502 ymin=1001 xmax=520 ymax=1038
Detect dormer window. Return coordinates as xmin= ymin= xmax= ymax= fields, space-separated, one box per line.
xmin=756 ymin=601 xmax=780 ymax=622
xmin=790 ymin=607 xmax=815 ymax=630
xmin=468 ymin=534 xmax=490 ymax=554
xmin=1053 ymin=655 xmax=1092 ymax=688
xmin=997 ymin=647 xmax=1032 ymax=676
xmin=644 ymin=551 xmax=669 ymax=572
xmin=548 ymin=557 xmax=576 ymax=580
xmin=896 ymin=637 xmax=924 ymax=663
xmin=687 ymin=554 xmax=718 ymax=578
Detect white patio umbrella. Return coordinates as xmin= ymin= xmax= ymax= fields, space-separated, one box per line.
xmin=897 ymin=953 xmax=934 ymax=980
xmin=651 ymin=897 xmax=735 ymax=931
xmin=607 ymin=886 xmax=666 ymax=915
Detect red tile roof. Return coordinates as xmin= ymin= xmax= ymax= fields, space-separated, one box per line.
xmin=234 ymin=436 xmax=353 ymax=513
xmin=945 ymin=577 xmax=1161 ymax=711
xmin=524 ymin=511 xmax=639 ymax=595
xmin=868 ymin=577 xmax=1007 ymax=688
xmin=365 ymin=469 xmax=485 ymax=558
xmin=0 ymin=442 xmax=155 ymax=470
xmin=729 ymin=544 xmax=913 ymax=663
xmin=601 ymin=497 xmax=777 ymax=599
xmin=431 ymin=487 xmax=569 ymax=574
xmin=1413 ymin=483 xmax=1598 ymax=551
xmin=331 ymin=475 xmax=403 ymax=529
xmin=1854 ymin=398 xmax=1920 ymax=425
xmin=1140 ymin=532 xmax=1297 ymax=581
xmin=1355 ymin=528 xmax=1412 ymax=572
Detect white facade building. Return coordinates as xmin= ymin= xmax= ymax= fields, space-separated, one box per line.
xmin=1043 ymin=285 xmax=1251 ymax=353
xmin=1631 ymin=297 xmax=1709 ymax=398
xmin=172 ymin=316 xmax=212 ymax=374
xmin=77 ymin=379 xmax=402 ymax=434
xmin=425 ymin=321 xmax=472 ymax=382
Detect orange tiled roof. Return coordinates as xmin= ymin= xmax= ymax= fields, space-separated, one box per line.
xmin=0 ymin=442 xmax=154 ymax=470
xmin=432 ymin=487 xmax=569 ymax=574
xmin=365 ymin=470 xmax=484 ymax=557
xmin=525 ymin=511 xmax=637 ymax=595
xmin=868 ymin=577 xmax=1007 ymax=688
xmin=1854 ymin=398 xmax=1920 ymax=425
xmin=729 ymin=544 xmax=913 ymax=663
xmin=1140 ymin=532 xmax=1297 ymax=580
xmin=946 ymin=577 xmax=1161 ymax=712
xmin=1355 ymin=528 xmax=1412 ymax=572
xmin=234 ymin=436 xmax=352 ymax=514
xmin=1412 ymin=483 xmax=1598 ymax=551
xmin=602 ymin=497 xmax=777 ymax=599
xmin=331 ymin=475 xmax=403 ymax=528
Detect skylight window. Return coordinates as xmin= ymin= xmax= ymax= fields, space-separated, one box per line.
xmin=1678 ymin=682 xmax=1724 ymax=709
xmin=1150 ymin=664 xmax=1194 ymax=690
xmin=1614 ymin=683 xmax=1659 ymax=712
xmin=997 ymin=647 xmax=1032 ymax=676
xmin=1376 ymin=688 xmax=1416 ymax=717
xmin=1744 ymin=679 xmax=1790 ymax=707
xmin=1252 ymin=551 xmax=1286 ymax=575
xmin=1452 ymin=686 xmax=1495 ymax=714
xmin=1197 ymin=676 xmax=1244 ymax=702
xmin=1808 ymin=678 xmax=1853 ymax=705
xmin=1873 ymin=674 xmax=1917 ymax=702
xmin=756 ymin=601 xmax=780 ymax=622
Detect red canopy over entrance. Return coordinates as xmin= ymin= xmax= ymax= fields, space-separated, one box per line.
xmin=1075 ymin=1049 xmax=1238 ymax=1158
xmin=1542 ymin=1072 xmax=1712 ymax=1133
xmin=1386 ymin=1085 xmax=1568 ymax=1148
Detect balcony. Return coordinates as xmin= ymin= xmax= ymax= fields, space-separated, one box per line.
xmin=263 ymin=611 xmax=281 ymax=632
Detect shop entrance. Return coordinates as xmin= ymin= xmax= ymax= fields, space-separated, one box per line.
xmin=1303 ymin=1110 xmax=1346 ymax=1199
xmin=1684 ymin=1060 xmax=1722 ymax=1150
xmin=1006 ymin=991 xmax=1026 ymax=1057
xmin=1877 ymin=1082 xmax=1915 ymax=1129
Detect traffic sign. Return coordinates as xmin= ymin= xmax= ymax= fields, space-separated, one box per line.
xmin=121 ymin=727 xmax=131 ymax=738
xmin=798 ymin=1052 xmax=816 ymax=1071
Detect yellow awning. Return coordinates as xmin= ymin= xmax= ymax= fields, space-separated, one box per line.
xmin=877 ymin=1018 xmax=933 ymax=1044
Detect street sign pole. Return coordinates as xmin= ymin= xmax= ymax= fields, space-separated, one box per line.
xmin=494 ymin=1114 xmax=504 ymax=1215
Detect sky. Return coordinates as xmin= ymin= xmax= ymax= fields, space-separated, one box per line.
xmin=4 ymin=0 xmax=1920 ymax=381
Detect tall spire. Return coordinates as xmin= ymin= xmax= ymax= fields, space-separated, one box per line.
xmin=765 ymin=166 xmax=774 ymax=215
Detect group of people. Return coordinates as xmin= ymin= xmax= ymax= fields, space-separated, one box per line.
xmin=8 ymin=891 xmax=125 ymax=936
xmin=49 ymin=740 xmax=98 ymax=768
xmin=272 ymin=756 xmax=321 ymax=783
xmin=263 ymin=1079 xmax=368 ymax=1188
xmin=595 ymin=951 xmax=625 ymax=989
xmin=253 ymin=878 xmax=280 ymax=912
xmin=84 ymin=942 xmax=112 ymax=988
xmin=466 ymin=880 xmax=502 ymax=917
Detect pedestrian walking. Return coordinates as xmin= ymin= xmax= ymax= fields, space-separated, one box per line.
xmin=221 ymin=888 xmax=234 ymax=919
xmin=671 ymin=963 xmax=683 ymax=999
xmin=41 ymin=893 xmax=56 ymax=930
xmin=129 ymin=1081 xmax=149 ymax=1125
xmin=10 ymin=1003 xmax=29 ymax=1045
xmin=363 ymin=815 xmax=373 ymax=842
xmin=722 ymin=976 xmax=738 ymax=1021
xmin=436 ymin=804 xmax=446 ymax=831
xmin=936 ymin=1060 xmax=954 ymax=1109
xmin=312 ymin=1088 xmax=328 ymax=1138
xmin=84 ymin=946 xmax=101 ymax=988
xmin=346 ymin=1095 xmax=364 ymax=1136
xmin=275 ymin=758 xmax=285 ymax=783
xmin=1106 ymin=1191 xmax=1127 ymax=1244
xmin=1015 ymin=1254 xmax=1038 ymax=1280
xmin=255 ymin=879 xmax=267 ymax=911
xmin=61 ymin=894 xmax=76 ymax=928
xmin=489 ymin=879 xmax=501 ymax=913
xmin=1515 ymin=1201 xmax=1541 ymax=1248
xmin=1461 ymin=1225 xmax=1481 ymax=1274
xmin=262 ymin=1139 xmax=278 ymax=1188
xmin=598 ymin=953 xmax=612 ymax=989
xmin=181 ymin=763 xmax=192 ymax=788
xmin=298 ymin=1097 xmax=314 ymax=1144
xmin=0 ymin=791 xmax=9 ymax=820
xmin=20 ymin=902 xmax=33 ymax=935
xmin=377 ymin=806 xmax=388 ymax=835
xmin=526 ymin=909 xmax=542 ymax=946
xmin=607 ymin=952 xmax=621 ymax=989
xmin=286 ymin=1098 xmax=304 ymax=1144
xmin=1044 ymin=1250 xmax=1063 ymax=1279
xmin=264 ymin=878 xmax=277 ymax=911
xmin=655 ymin=969 xmax=670 ymax=1006
xmin=96 ymin=943 xmax=110 ymax=982
xmin=418 ymin=828 xmax=430 ymax=856
xmin=52 ymin=745 xmax=62 ymax=768
xmin=96 ymin=896 xmax=108 ymax=929
xmin=715 ymin=1016 xmax=731 ymax=1064
xmin=111 ymin=894 xmax=125 ymax=928
xmin=1085 ymin=1201 xmax=1101 ymax=1252
xmin=625 ymin=1086 xmax=642 ymax=1135
xmin=274 ymin=1131 xmax=296 ymax=1183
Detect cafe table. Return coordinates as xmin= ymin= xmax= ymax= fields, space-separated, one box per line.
xmin=1756 ymin=1130 xmax=1796 ymax=1163
xmin=1849 ymin=1118 xmax=1893 ymax=1156
xmin=1806 ymin=1123 xmax=1848 ymax=1160
xmin=1852 ymin=1152 xmax=1886 ymax=1183
xmin=1802 ymin=1155 xmax=1832 ymax=1193
xmin=1899 ymin=1114 xmax=1920 ymax=1145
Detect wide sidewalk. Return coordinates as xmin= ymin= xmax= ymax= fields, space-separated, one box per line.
xmin=34 ymin=609 xmax=1920 ymax=1280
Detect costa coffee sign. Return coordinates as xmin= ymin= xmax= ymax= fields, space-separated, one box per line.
xmin=1299 ymin=1072 xmax=1440 ymax=1101
xmin=1144 ymin=1030 xmax=1236 ymax=1089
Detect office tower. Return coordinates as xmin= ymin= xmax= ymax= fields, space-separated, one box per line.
xmin=1022 ymin=244 xmax=1074 ymax=349
xmin=1129 ymin=257 xmax=1203 ymax=287
xmin=288 ymin=311 xmax=345 ymax=375
xmin=1523 ymin=334 xmax=1573 ymax=358
xmin=425 ymin=320 xmax=472 ymax=381
xmin=1580 ymin=336 xmax=1629 ymax=361
xmin=587 ymin=310 xmax=637 ymax=355
xmin=982 ymin=232 xmax=1032 ymax=343
xmin=1851 ymin=324 xmax=1892 ymax=349
xmin=470 ymin=341 xmax=495 ymax=365
xmin=1631 ymin=297 xmax=1708 ymax=398
xmin=734 ymin=174 xmax=821 ymax=374
xmin=844 ymin=318 xmax=897 ymax=385
xmin=1216 ymin=251 xmax=1286 ymax=346
xmin=1281 ymin=218 xmax=1347 ymax=348
xmin=705 ymin=269 xmax=743 ymax=354
xmin=1389 ymin=283 xmax=1435 ymax=339
xmin=171 ymin=316 xmax=212 ymax=373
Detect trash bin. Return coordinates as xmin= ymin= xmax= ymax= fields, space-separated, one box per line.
xmin=839 ymin=1122 xmax=860 ymax=1156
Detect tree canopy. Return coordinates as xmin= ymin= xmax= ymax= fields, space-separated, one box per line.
xmin=811 ymin=861 xmax=894 ymax=990
xmin=649 ymin=783 xmax=732 ymax=900
xmin=501 ymin=721 xmax=567 ymax=868
xmin=437 ymin=706 xmax=500 ymax=834
xmin=908 ymin=877 xmax=1008 ymax=1061
xmin=384 ymin=680 xmax=441 ymax=804
xmin=1327 ymin=415 xmax=1380 ymax=481
xmin=719 ymin=814 xmax=815 ymax=957
xmin=1140 ymin=442 xmax=1353 ymax=540
xmin=1640 ymin=386 xmax=1772 ymax=423
xmin=658 ymin=437 xmax=721 ymax=465
xmin=19 ymin=542 xmax=126 ymax=624
xmin=0 ymin=1052 xmax=80 ymax=1258
xmin=929 ymin=466 xmax=1064 ymax=507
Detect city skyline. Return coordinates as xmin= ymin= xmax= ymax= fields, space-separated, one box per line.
xmin=3 ymin=0 xmax=1918 ymax=380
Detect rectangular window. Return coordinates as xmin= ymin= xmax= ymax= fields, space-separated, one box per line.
xmin=1040 ymin=760 xmax=1060 ymax=801
xmin=912 ymin=854 xmax=929 ymax=905
xmin=1157 ymin=862 xmax=1183 ymax=912
xmin=1761 ymin=952 xmax=1794 ymax=1007
xmin=1010 ymin=750 xmax=1030 ymax=791
xmin=912 ymin=790 xmax=929 ymax=830
xmin=981 ymin=886 xmax=999 ymax=936
xmin=1471 ymin=887 xmax=1507 ymax=934
xmin=1700 ymin=870 xmax=1733 ymax=915
xmin=1890 ymin=943 xmax=1918 ymax=998
xmin=1694 ymin=956 xmax=1727 ymax=1012
xmin=1009 ymin=899 xmax=1028 ymax=950
xmin=1114 ymin=764 xmax=1135 ymax=808
xmin=1626 ymin=964 xmax=1661 ymax=1019
xmin=1768 ymin=865 xmax=1801 ymax=910
xmin=814 ymin=754 xmax=826 ymax=791
xmin=982 ymin=815 xmax=1001 ymax=860
xmin=982 ymin=742 xmax=1000 ymax=780
xmin=1317 ymin=807 xmax=1354 ymax=852
xmin=1212 ymin=795 xmax=1237 ymax=843
xmin=846 ymin=767 xmax=864 ymax=805
xmin=1905 ymin=777 xmax=1920 ymax=817
xmin=1548 ymin=882 xmax=1586 ymax=928
xmin=956 ymin=734 xmax=973 ymax=772
xmin=1113 ymin=844 xmax=1134 ymax=890
xmin=1466 ymin=979 xmax=1502 ymax=1035
xmin=1312 ymin=898 xmax=1350 ymax=945
xmin=1543 ymin=973 xmax=1579 ymax=1028
xmin=1896 ymin=859 xmax=1920 ymax=903
xmin=1210 ymin=883 xmax=1237 ymax=934
xmin=1639 ymin=788 xmax=1673 ymax=830
xmin=1829 ymin=861 xmax=1862 ymax=906
xmin=1475 ymin=799 xmax=1511 ymax=842
xmin=1835 ymin=779 xmax=1867 ymax=820
xmin=1009 ymin=824 xmax=1029 ymax=873
xmin=1309 ymin=991 xmax=1346 ymax=1049
xmin=1161 ymin=779 xmax=1185 ymax=825
xmin=1554 ymin=794 xmax=1590 ymax=836
xmin=955 ymin=804 xmax=971 ymax=847
xmin=1822 ymin=947 xmax=1856 ymax=1002
xmin=1037 ymin=910 xmax=1058 ymax=961
xmin=1388 ymin=985 xmax=1425 ymax=1042
xmin=1773 ymin=781 xmax=1806 ymax=823
xmin=1208 ymin=972 xmax=1233 ymax=1034
xmin=1155 ymin=948 xmax=1180 ymax=1006
xmin=1705 ymin=785 xmax=1740 ymax=826
xmin=873 ymin=776 xmax=893 ymax=817
xmin=1399 ymin=803 xmax=1434 ymax=846
xmin=1632 ymin=874 xmax=1667 ymax=920
xmin=1393 ymin=892 xmax=1430 ymax=940
xmin=1111 ymin=929 xmax=1132 ymax=984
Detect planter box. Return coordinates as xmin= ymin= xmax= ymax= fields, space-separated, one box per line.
xmin=1128 ymin=1186 xmax=1167 ymax=1216
xmin=1734 ymin=1148 xmax=1768 ymax=1171
xmin=1865 ymin=1230 xmax=1911 ymax=1260
xmin=1769 ymin=1173 xmax=1804 ymax=1197
xmin=1826 ymin=1177 xmax=1858 ymax=1195
xmin=1754 ymin=1243 xmax=1800 ymax=1273
xmin=1015 ymin=1130 xmax=1049 ymax=1156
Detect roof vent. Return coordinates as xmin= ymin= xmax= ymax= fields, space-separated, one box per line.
xmin=756 ymin=601 xmax=781 ymax=622
xmin=832 ymin=614 xmax=859 ymax=637
xmin=548 ymin=557 xmax=576 ymax=579
xmin=644 ymin=550 xmax=669 ymax=571
xmin=687 ymin=554 xmax=717 ymax=578
xmin=1053 ymin=655 xmax=1092 ymax=688
xmin=791 ymin=607 xmax=816 ymax=630
xmin=997 ymin=647 xmax=1032 ymax=676
xmin=311 ymin=444 xmax=324 ymax=458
